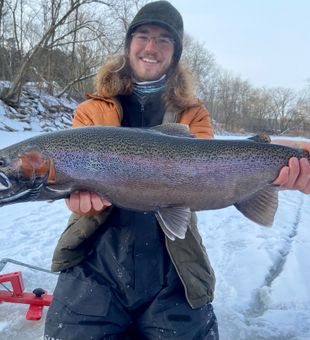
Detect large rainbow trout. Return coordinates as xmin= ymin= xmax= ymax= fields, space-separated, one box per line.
xmin=0 ymin=124 xmax=309 ymax=240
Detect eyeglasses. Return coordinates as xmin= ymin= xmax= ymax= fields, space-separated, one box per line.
xmin=131 ymin=33 xmax=174 ymax=49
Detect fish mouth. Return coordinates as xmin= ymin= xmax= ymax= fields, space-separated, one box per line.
xmin=0 ymin=171 xmax=44 ymax=206
xmin=0 ymin=188 xmax=33 ymax=204
xmin=0 ymin=172 xmax=12 ymax=191
xmin=0 ymin=184 xmax=44 ymax=206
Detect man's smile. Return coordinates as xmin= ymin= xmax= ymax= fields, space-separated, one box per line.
xmin=141 ymin=57 xmax=159 ymax=64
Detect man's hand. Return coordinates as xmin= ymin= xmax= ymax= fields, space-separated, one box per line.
xmin=272 ymin=140 xmax=310 ymax=194
xmin=65 ymin=190 xmax=112 ymax=215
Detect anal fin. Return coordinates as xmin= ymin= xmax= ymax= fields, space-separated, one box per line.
xmin=235 ymin=186 xmax=279 ymax=226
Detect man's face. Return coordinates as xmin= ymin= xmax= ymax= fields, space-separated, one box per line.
xmin=129 ymin=25 xmax=175 ymax=82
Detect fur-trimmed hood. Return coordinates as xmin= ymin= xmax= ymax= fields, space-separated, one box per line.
xmin=94 ymin=54 xmax=199 ymax=113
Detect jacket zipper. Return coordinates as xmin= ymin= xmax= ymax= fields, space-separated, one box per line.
xmin=141 ymin=101 xmax=145 ymax=126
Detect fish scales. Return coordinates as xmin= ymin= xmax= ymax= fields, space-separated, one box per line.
xmin=0 ymin=124 xmax=309 ymax=240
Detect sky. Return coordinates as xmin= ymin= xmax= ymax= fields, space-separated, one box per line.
xmin=171 ymin=0 xmax=310 ymax=91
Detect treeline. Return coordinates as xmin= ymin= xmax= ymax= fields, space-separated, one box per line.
xmin=0 ymin=0 xmax=133 ymax=100
xmin=0 ymin=0 xmax=309 ymax=135
xmin=183 ymin=36 xmax=310 ymax=135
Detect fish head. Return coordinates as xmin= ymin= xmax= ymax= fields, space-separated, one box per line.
xmin=0 ymin=146 xmax=51 ymax=206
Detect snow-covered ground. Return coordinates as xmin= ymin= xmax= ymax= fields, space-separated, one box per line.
xmin=0 ymin=131 xmax=309 ymax=340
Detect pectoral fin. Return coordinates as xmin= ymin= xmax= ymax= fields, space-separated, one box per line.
xmin=155 ymin=207 xmax=191 ymax=240
xmin=234 ymin=186 xmax=279 ymax=226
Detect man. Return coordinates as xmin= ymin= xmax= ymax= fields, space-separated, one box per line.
xmin=44 ymin=1 xmax=310 ymax=339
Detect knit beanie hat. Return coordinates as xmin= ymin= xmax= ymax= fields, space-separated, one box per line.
xmin=125 ymin=1 xmax=184 ymax=63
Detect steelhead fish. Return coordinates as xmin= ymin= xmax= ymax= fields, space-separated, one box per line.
xmin=0 ymin=124 xmax=309 ymax=240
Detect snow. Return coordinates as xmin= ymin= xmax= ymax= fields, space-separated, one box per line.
xmin=0 ymin=82 xmax=77 ymax=133
xmin=0 ymin=131 xmax=309 ymax=340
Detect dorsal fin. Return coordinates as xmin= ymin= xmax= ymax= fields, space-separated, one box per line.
xmin=247 ymin=133 xmax=271 ymax=143
xmin=150 ymin=123 xmax=195 ymax=138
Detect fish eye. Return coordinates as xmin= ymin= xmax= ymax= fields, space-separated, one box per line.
xmin=0 ymin=158 xmax=7 ymax=167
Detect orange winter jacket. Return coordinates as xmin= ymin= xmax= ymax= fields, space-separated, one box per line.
xmin=72 ymin=94 xmax=214 ymax=139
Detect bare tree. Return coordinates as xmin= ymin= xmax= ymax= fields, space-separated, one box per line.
xmin=98 ymin=0 xmax=147 ymax=55
xmin=212 ymin=72 xmax=250 ymax=131
xmin=181 ymin=33 xmax=221 ymax=120
xmin=238 ymin=87 xmax=272 ymax=132
xmin=64 ymin=0 xmax=148 ymax=96
xmin=269 ymin=87 xmax=298 ymax=133
xmin=182 ymin=34 xmax=219 ymax=98
xmin=0 ymin=0 xmax=5 ymax=35
xmin=0 ymin=0 xmax=113 ymax=104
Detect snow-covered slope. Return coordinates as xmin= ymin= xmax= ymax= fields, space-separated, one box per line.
xmin=0 ymin=81 xmax=76 ymax=133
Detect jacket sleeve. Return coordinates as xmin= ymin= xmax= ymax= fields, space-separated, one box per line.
xmin=72 ymin=97 xmax=122 ymax=128
xmin=51 ymin=207 xmax=114 ymax=272
xmin=72 ymin=102 xmax=96 ymax=127
xmin=179 ymin=103 xmax=214 ymax=139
